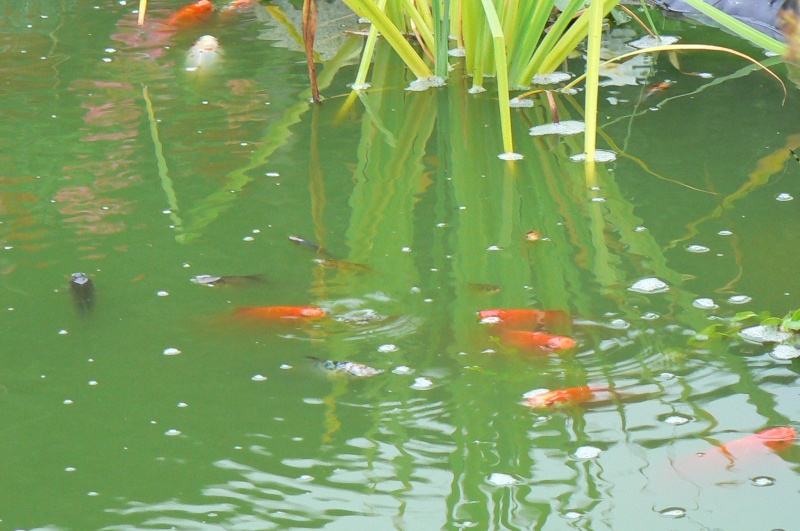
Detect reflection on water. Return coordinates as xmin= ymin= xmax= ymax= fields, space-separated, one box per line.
xmin=1 ymin=2 xmax=800 ymax=530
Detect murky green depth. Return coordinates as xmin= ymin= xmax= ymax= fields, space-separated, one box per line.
xmin=2 ymin=2 xmax=800 ymax=529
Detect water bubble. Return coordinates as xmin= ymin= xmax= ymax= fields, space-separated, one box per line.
xmin=411 ymin=377 xmax=433 ymax=390
xmin=751 ymin=476 xmax=775 ymax=487
xmin=163 ymin=347 xmax=181 ymax=356
xmin=563 ymin=511 xmax=583 ymax=520
xmin=692 ymin=298 xmax=718 ymax=310
xmin=303 ymin=398 xmax=324 ymax=405
xmin=280 ymin=364 xmax=293 ymax=370
xmin=178 ymin=402 xmax=188 ymax=408
xmin=776 ymin=193 xmax=793 ymax=202
xmin=406 ymin=76 xmax=445 ymax=91
xmin=532 ymin=72 xmax=572 ymax=84
xmin=88 ymin=380 xmax=98 ymax=386
xmin=487 ymin=473 xmax=517 ymax=486
xmin=165 ymin=429 xmax=181 ymax=436
xmin=486 ymin=245 xmax=502 ymax=251
xmin=401 ymin=246 xmax=412 ymax=252
xmin=65 ymin=467 xmax=76 ymax=472
xmin=739 ymin=325 xmax=791 ymax=345
xmin=392 ymin=365 xmax=413 ymax=375
xmin=629 ymin=277 xmax=669 ymax=294
xmin=635 ymin=226 xmax=647 ymax=232
xmin=498 ymin=152 xmax=524 ymax=161
xmin=509 ymin=97 xmax=534 ymax=108
xmin=686 ymin=244 xmax=710 ymax=253
xmin=609 ymin=318 xmax=630 ymax=329
xmin=468 ymin=85 xmax=487 ymax=94
xmin=243 ymin=236 xmax=254 ymax=242
xmin=298 ymin=474 xmax=315 ymax=482
xmin=642 ymin=312 xmax=660 ymax=320
xmin=657 ymin=372 xmax=675 ymax=381
xmin=727 ymin=295 xmax=752 ymax=304
xmin=59 ymin=329 xmax=68 ymax=335
xmin=570 ymin=150 xmax=617 ymax=162
xmin=770 ymin=344 xmax=800 ymax=360
xmin=87 ymin=491 xmax=100 ymax=497
xmin=530 ymin=120 xmax=585 ymax=136
xmin=378 ymin=344 xmax=398 ymax=353
xmin=658 ymin=507 xmax=686 ymax=518
xmin=63 ymin=399 xmax=73 ymax=405
xmin=573 ymin=446 xmax=601 ymax=459
xmin=251 ymin=374 xmax=268 ymax=381
xmin=663 ymin=414 xmax=691 ymax=425
xmin=157 ymin=290 xmax=169 ymax=297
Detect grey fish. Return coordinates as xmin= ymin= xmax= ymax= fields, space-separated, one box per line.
xmin=70 ymin=272 xmax=95 ymax=317
xmin=191 ymin=274 xmax=266 ymax=287
xmin=313 ymin=258 xmax=373 ymax=273
xmin=307 ymin=356 xmax=383 ymax=378
xmin=289 ymin=235 xmax=325 ymax=254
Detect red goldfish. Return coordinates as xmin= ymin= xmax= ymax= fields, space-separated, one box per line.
xmin=524 ymin=385 xmax=599 ymax=408
xmin=234 ymin=306 xmax=327 ymax=320
xmin=478 ymin=308 xmax=569 ymax=329
xmin=500 ymin=329 xmax=576 ymax=352
xmin=166 ymin=0 xmax=215 ymax=28
xmin=643 ymin=81 xmax=671 ymax=99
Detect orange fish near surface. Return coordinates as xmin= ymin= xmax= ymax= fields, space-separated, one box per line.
xmin=234 ymin=306 xmax=327 ymax=320
xmin=670 ymin=427 xmax=796 ymax=479
xmin=166 ymin=0 xmax=215 ymax=28
xmin=643 ymin=81 xmax=671 ymax=98
xmin=500 ymin=329 xmax=576 ymax=352
xmin=478 ymin=308 xmax=570 ymax=328
xmin=704 ymin=427 xmax=796 ymax=461
xmin=524 ymin=385 xmax=598 ymax=408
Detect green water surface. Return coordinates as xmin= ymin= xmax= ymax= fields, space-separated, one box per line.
xmin=1 ymin=1 xmax=800 ymax=530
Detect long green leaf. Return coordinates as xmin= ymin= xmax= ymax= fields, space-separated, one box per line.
xmin=479 ymin=0 xmax=514 ymax=155
xmin=679 ymin=0 xmax=785 ymax=54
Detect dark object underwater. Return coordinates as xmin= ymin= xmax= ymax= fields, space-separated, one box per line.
xmin=70 ymin=272 xmax=95 ymax=317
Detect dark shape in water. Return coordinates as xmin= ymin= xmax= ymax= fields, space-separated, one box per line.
xmin=469 ymin=283 xmax=502 ymax=295
xmin=70 ymin=272 xmax=95 ymax=317
xmin=307 ymin=356 xmax=383 ymax=377
xmin=289 ymin=235 xmax=324 ymax=254
xmin=191 ymin=274 xmax=266 ymax=287
xmin=314 ymin=258 xmax=373 ymax=273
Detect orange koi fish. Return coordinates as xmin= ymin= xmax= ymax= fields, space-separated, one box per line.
xmin=703 ymin=427 xmax=796 ymax=461
xmin=524 ymin=385 xmax=599 ymax=408
xmin=670 ymin=427 xmax=796 ymax=478
xmin=500 ymin=329 xmax=576 ymax=352
xmin=234 ymin=306 xmax=327 ymax=320
xmin=220 ymin=0 xmax=258 ymax=16
xmin=478 ymin=308 xmax=569 ymax=328
xmin=166 ymin=0 xmax=215 ymax=28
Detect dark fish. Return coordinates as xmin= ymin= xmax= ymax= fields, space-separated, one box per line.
xmin=469 ymin=283 xmax=502 ymax=295
xmin=307 ymin=356 xmax=383 ymax=377
xmin=70 ymin=272 xmax=95 ymax=317
xmin=288 ymin=235 xmax=324 ymax=254
xmin=191 ymin=274 xmax=266 ymax=287
xmin=314 ymin=258 xmax=373 ymax=273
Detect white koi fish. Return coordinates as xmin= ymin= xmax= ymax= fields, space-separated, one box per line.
xmin=185 ymin=35 xmax=223 ymax=72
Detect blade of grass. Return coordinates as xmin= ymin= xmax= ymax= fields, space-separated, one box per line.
xmin=302 ymin=0 xmax=321 ymax=103
xmin=341 ymin=0 xmax=433 ymax=79
xmin=137 ymin=0 xmax=147 ymax=26
xmin=679 ymin=0 xmax=785 ymax=54
xmin=584 ymin=0 xmax=605 ymax=174
xmin=479 ymin=0 xmax=515 ymax=157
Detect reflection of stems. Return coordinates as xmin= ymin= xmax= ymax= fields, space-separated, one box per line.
xmin=142 ymin=84 xmax=184 ymax=237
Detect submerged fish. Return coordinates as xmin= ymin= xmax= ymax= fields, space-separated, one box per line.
xmin=288 ymin=235 xmax=323 ymax=254
xmin=185 ymin=35 xmax=223 ymax=72
xmin=500 ymin=329 xmax=576 ymax=352
xmin=524 ymin=385 xmax=601 ymax=408
xmin=478 ymin=308 xmax=570 ymax=328
xmin=468 ymin=283 xmax=502 ymax=295
xmin=220 ymin=0 xmax=258 ymax=16
xmin=307 ymin=356 xmax=383 ymax=378
xmin=671 ymin=427 xmax=797 ymax=477
xmin=165 ymin=0 xmax=215 ymax=28
xmin=191 ymin=274 xmax=266 ymax=287
xmin=314 ymin=258 xmax=372 ymax=273
xmin=234 ymin=306 xmax=327 ymax=320
xmin=70 ymin=272 xmax=95 ymax=317
xmin=643 ymin=81 xmax=671 ymax=99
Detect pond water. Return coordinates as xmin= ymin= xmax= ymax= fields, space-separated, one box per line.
xmin=2 ymin=1 xmax=800 ymax=529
